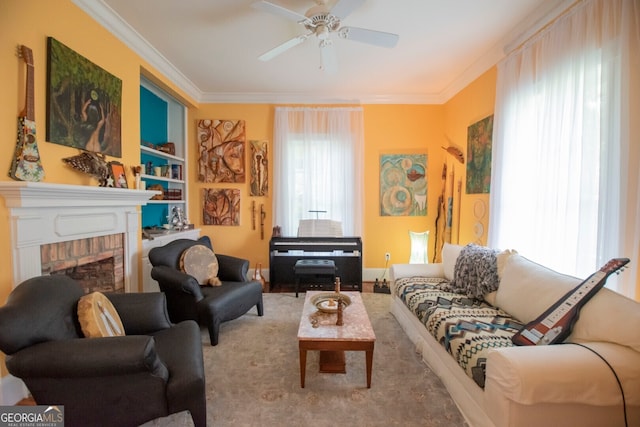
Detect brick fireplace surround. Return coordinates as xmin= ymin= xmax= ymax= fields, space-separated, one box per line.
xmin=0 ymin=181 xmax=156 ymax=404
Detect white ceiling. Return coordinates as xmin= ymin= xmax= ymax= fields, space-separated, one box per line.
xmin=74 ymin=0 xmax=571 ymax=104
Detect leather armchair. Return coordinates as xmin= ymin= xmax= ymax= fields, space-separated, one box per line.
xmin=0 ymin=275 xmax=206 ymax=427
xmin=149 ymin=236 xmax=264 ymax=346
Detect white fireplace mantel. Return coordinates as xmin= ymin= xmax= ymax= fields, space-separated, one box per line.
xmin=0 ymin=181 xmax=158 ymax=290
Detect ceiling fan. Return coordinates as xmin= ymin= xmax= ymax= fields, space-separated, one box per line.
xmin=252 ymin=0 xmax=399 ymax=72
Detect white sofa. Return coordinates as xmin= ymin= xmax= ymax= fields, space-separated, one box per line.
xmin=390 ymin=243 xmax=640 ymax=427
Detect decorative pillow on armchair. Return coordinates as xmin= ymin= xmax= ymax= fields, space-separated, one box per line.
xmin=180 ymin=244 xmax=222 ymax=286
xmin=77 ymin=292 xmax=125 ymax=338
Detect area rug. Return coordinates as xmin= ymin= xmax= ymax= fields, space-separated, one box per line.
xmin=202 ymin=292 xmax=468 ymax=427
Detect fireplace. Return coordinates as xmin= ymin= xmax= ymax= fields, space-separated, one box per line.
xmin=0 ymin=182 xmax=156 ymax=291
xmin=42 ymin=234 xmax=125 ymax=294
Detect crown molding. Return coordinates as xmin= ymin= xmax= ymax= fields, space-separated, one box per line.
xmin=72 ymin=0 xmax=203 ymax=102
xmin=74 ymin=0 xmax=571 ymax=106
xmin=199 ymin=91 xmax=443 ymax=105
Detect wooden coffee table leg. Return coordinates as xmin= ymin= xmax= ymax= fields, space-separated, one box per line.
xmin=299 ymin=347 xmax=307 ymax=388
xmin=365 ymin=349 xmax=374 ymax=388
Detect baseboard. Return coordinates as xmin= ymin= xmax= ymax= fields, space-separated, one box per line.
xmin=0 ymin=374 xmax=28 ymax=405
xmin=254 ymin=268 xmax=389 ymax=285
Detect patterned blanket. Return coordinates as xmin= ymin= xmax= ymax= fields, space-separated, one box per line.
xmin=395 ymin=277 xmax=523 ymax=388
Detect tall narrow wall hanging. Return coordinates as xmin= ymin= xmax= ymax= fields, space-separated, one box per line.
xmin=197 ymin=119 xmax=246 ymax=183
xmin=466 ymin=115 xmax=493 ymax=194
xmin=203 ymin=188 xmax=240 ymax=226
xmin=379 ymin=153 xmax=427 ymax=216
xmin=249 ymin=140 xmax=268 ymax=196
xmin=46 ymin=37 xmax=122 ymax=157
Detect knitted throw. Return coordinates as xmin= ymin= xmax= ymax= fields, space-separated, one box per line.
xmin=441 ymin=243 xmax=500 ymax=299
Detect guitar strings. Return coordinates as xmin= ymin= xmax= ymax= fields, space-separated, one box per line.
xmin=562 ymin=342 xmax=628 ymax=427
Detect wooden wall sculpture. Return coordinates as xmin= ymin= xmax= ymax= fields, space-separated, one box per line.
xmin=203 ymin=188 xmax=240 ymax=226
xmin=197 ymin=119 xmax=246 ymax=183
xmin=249 ymin=140 xmax=268 ymax=196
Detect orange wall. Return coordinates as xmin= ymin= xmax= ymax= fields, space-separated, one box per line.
xmin=189 ymin=104 xmax=274 ymax=269
xmin=189 ymin=104 xmax=450 ymax=271
xmin=444 ymin=67 xmax=497 ymax=247
xmin=363 ymin=105 xmax=446 ymax=266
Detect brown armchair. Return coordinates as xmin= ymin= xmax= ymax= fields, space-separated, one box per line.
xmin=148 ymin=236 xmax=264 ymax=346
xmin=0 ymin=275 xmax=206 ymax=427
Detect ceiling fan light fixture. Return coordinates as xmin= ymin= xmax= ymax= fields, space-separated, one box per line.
xmin=316 ymin=25 xmax=330 ymax=40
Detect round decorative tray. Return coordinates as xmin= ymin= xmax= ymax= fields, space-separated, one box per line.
xmin=310 ymin=292 xmax=351 ymax=313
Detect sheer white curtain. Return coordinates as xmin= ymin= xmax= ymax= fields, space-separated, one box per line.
xmin=489 ymin=0 xmax=640 ymax=297
xmin=273 ymin=107 xmax=364 ymax=237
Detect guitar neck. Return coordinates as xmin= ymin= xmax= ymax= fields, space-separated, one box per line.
xmin=539 ymin=270 xmax=604 ymax=329
xmin=24 ymin=62 xmax=35 ymax=121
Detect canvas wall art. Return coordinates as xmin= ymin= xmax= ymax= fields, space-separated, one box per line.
xmin=203 ymin=188 xmax=240 ymax=226
xmin=249 ymin=140 xmax=268 ymax=196
xmin=197 ymin=119 xmax=246 ymax=183
xmin=466 ymin=115 xmax=493 ymax=194
xmin=46 ymin=37 xmax=122 ymax=157
xmin=379 ymin=153 xmax=427 ymax=216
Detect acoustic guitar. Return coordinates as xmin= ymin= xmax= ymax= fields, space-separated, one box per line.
xmin=9 ymin=45 xmax=45 ymax=182
xmin=512 ymin=257 xmax=629 ymax=346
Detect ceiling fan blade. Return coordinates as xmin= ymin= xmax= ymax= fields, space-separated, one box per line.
xmin=258 ymin=33 xmax=311 ymax=61
xmin=339 ymin=26 xmax=399 ymax=48
xmin=319 ymin=41 xmax=338 ymax=74
xmin=252 ymin=1 xmax=309 ymax=24
xmin=330 ymin=0 xmax=366 ymax=20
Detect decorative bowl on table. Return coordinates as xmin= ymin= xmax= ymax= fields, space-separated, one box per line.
xmin=310 ymin=292 xmax=351 ymax=313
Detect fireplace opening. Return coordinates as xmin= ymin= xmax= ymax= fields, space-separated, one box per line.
xmin=41 ymin=234 xmax=125 ymax=294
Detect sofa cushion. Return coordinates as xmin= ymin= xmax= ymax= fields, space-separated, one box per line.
xmin=570 ymin=287 xmax=640 ymax=353
xmin=78 ymin=292 xmax=125 ymax=338
xmin=442 ymin=243 xmax=463 ymax=281
xmin=395 ymin=276 xmax=523 ymax=388
xmin=495 ymin=255 xmax=580 ymax=323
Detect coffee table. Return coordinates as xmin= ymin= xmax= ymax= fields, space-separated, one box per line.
xmin=297 ymin=291 xmax=376 ymax=388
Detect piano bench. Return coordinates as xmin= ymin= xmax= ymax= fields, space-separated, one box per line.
xmin=294 ymin=259 xmax=336 ymax=298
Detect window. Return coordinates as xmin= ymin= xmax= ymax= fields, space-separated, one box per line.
xmin=489 ymin=0 xmax=640 ymax=297
xmin=273 ymin=107 xmax=364 ymax=237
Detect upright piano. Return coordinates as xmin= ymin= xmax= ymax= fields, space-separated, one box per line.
xmin=269 ymin=236 xmax=362 ymax=291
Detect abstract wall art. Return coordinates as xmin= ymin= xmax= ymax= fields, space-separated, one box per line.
xmin=380 ymin=153 xmax=427 ymax=216
xmin=197 ymin=119 xmax=246 ymax=183
xmin=466 ymin=115 xmax=493 ymax=194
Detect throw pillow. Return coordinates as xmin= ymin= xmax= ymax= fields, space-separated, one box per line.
xmin=495 ymin=254 xmax=580 ymax=323
xmin=442 ymin=243 xmax=463 ymax=281
xmin=180 ymin=244 xmax=222 ymax=286
xmin=77 ymin=292 xmax=125 ymax=338
xmin=484 ymin=248 xmax=518 ymax=306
